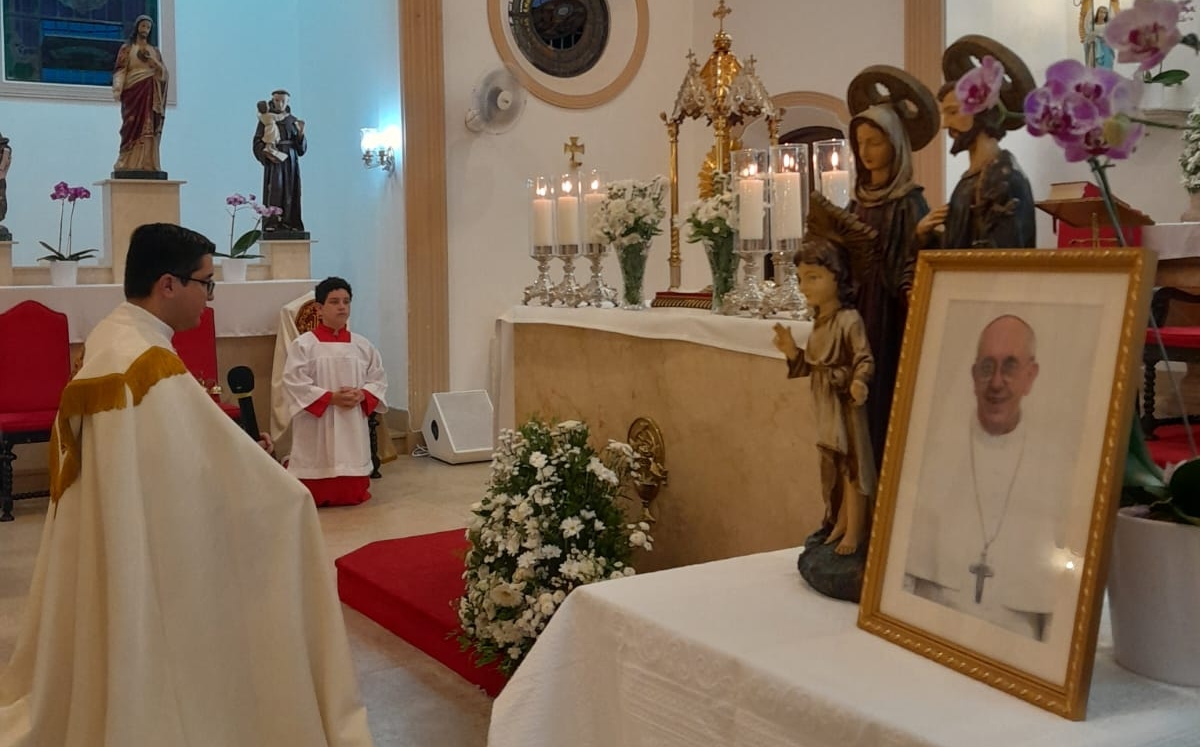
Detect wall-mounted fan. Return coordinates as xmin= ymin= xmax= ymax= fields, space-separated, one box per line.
xmin=465 ymin=67 xmax=527 ymax=134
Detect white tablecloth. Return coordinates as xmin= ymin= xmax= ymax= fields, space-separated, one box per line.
xmin=489 ymin=549 xmax=1200 ymax=747
xmin=1143 ymin=223 xmax=1200 ymax=262
xmin=0 ymin=280 xmax=314 ymax=342
xmin=491 ymin=306 xmax=813 ymax=432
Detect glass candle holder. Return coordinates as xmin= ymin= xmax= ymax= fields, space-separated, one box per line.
xmin=813 ymin=139 xmax=853 ymax=208
xmin=554 ymin=172 xmax=584 ymax=307
xmin=730 ymin=148 xmax=770 ymax=317
xmin=767 ymin=143 xmax=810 ymax=320
xmin=581 ymin=170 xmax=617 ymax=307
xmin=523 ymin=175 xmax=557 ymax=306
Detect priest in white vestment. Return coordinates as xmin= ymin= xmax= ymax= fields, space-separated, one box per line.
xmin=283 ymin=277 xmax=388 ymax=506
xmin=905 ymin=315 xmax=1071 ymax=642
xmin=0 ymin=223 xmax=372 ymax=746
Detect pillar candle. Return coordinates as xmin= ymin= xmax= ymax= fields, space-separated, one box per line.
xmin=532 ymin=198 xmax=554 ymax=246
xmin=771 ymin=172 xmax=803 ymax=239
xmin=584 ymin=193 xmax=605 ymax=243
xmin=737 ymin=178 xmax=764 ymax=239
xmin=556 ymin=195 xmax=580 ymax=245
xmin=821 ymin=169 xmax=850 ymax=207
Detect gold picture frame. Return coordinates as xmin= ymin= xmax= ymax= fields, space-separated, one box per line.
xmin=858 ymin=249 xmax=1155 ymax=720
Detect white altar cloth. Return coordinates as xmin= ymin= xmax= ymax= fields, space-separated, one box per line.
xmin=0 ymin=279 xmax=313 ymax=342
xmin=492 ymin=306 xmax=812 ymax=432
xmin=489 ymin=549 xmax=1200 ymax=747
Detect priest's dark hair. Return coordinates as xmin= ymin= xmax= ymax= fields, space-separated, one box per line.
xmin=124 ymin=223 xmax=216 ymax=299
xmin=315 ymin=276 xmax=353 ymax=303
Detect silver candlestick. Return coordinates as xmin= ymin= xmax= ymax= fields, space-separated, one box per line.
xmin=523 ymin=245 xmax=556 ymax=305
xmin=580 ymin=242 xmax=617 ymax=307
xmin=767 ymin=238 xmax=810 ymax=319
xmin=553 ymin=242 xmax=584 ymax=307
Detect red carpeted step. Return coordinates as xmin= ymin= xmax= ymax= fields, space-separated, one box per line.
xmin=335 ymin=528 xmax=508 ymax=697
xmin=1146 ymin=424 xmax=1200 ymax=469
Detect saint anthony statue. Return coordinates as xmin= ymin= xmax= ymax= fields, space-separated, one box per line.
xmin=917 ymin=36 xmax=1037 ymax=250
xmin=253 ymin=90 xmax=308 ymax=238
xmin=112 ymin=15 xmax=168 ymax=178
xmin=0 ymin=132 xmax=10 ymax=240
xmin=844 ymin=65 xmax=939 ymax=471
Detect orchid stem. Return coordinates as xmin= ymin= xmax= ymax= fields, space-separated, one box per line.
xmin=67 ymin=201 xmax=76 ymax=259
xmin=1088 ymin=157 xmax=1128 ymax=248
xmin=57 ymin=201 xmax=65 ymax=259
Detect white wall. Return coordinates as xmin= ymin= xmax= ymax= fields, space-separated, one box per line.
xmin=945 ymin=0 xmax=1200 ymax=243
xmin=443 ymin=0 xmax=695 ymax=393
xmin=0 ymin=0 xmax=407 ymax=404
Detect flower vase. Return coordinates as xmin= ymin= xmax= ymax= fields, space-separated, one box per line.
xmin=704 ymin=237 xmax=739 ymax=314
xmin=1182 ymin=191 xmax=1200 ymax=222
xmin=49 ymin=261 xmax=78 ymax=287
xmin=616 ymin=242 xmax=648 ymax=310
xmin=1107 ymin=507 xmax=1200 ymax=687
xmin=222 ymin=257 xmax=249 ymax=283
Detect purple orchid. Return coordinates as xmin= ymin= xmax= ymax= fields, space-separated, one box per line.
xmin=1105 ymin=0 xmax=1185 ymax=71
xmin=40 ymin=181 xmax=97 ymax=261
xmin=220 ymin=192 xmax=278 ymax=258
xmin=1024 ymin=59 xmax=1145 ymax=162
xmin=955 ymin=55 xmax=1005 ymax=116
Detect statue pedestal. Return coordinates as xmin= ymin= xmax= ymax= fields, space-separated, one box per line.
xmin=260 ymin=239 xmax=313 ymax=279
xmin=0 ymin=241 xmax=13 ymax=286
xmin=97 ymin=178 xmax=185 ymax=283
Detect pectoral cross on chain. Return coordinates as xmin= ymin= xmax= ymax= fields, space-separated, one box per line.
xmin=969 ymin=552 xmax=994 ymax=603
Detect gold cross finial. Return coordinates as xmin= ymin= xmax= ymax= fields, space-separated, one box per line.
xmin=564 ymin=136 xmax=585 ymax=169
xmin=713 ymin=0 xmax=732 ymax=32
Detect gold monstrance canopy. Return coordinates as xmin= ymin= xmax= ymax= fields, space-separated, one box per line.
xmin=660 ymin=0 xmax=781 ymax=291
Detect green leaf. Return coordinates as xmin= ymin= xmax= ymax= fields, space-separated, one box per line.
xmin=231 ymin=229 xmax=262 ymax=256
xmin=1150 ymin=69 xmax=1190 ymax=87
xmin=38 ymin=240 xmax=63 ymax=258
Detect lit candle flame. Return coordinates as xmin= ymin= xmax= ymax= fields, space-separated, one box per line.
xmin=590 ymin=179 xmax=600 ymax=191
xmin=830 ymin=151 xmax=839 ymax=169
xmin=562 ymin=179 xmax=574 ymax=194
xmin=536 ymin=185 xmax=547 ymax=197
xmin=783 ymin=153 xmax=795 ymax=170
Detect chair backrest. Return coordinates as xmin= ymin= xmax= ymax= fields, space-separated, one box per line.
xmin=295 ymin=299 xmax=320 ymax=334
xmin=171 ymin=306 xmax=218 ymax=385
xmin=0 ymin=300 xmax=71 ymax=414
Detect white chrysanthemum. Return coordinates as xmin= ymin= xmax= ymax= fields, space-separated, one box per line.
xmin=528 ymin=451 xmax=548 ymax=468
xmin=560 ymin=516 xmax=584 ymax=538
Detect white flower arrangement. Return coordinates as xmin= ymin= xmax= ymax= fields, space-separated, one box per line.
xmin=593 ymin=176 xmax=667 ymax=250
xmin=1181 ymin=95 xmax=1200 ymax=194
xmin=674 ymin=172 xmax=736 ymax=245
xmin=457 ymin=418 xmax=653 ymax=675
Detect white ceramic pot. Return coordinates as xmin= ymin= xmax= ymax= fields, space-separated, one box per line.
xmin=49 ymin=260 xmax=78 ymax=286
xmin=1107 ymin=506 xmax=1200 ymax=686
xmin=222 ymin=257 xmax=249 ymax=283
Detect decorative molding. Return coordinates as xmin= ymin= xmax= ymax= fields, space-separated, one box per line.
xmin=771 ymin=90 xmax=851 ymax=125
xmin=487 ymin=0 xmax=649 ymax=109
xmin=401 ymin=0 xmax=450 ymax=430
xmin=906 ymin=0 xmax=946 ymax=208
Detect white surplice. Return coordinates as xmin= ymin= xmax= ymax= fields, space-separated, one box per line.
xmin=282 ymin=329 xmax=388 ymax=480
xmin=0 ymin=303 xmax=373 ymax=747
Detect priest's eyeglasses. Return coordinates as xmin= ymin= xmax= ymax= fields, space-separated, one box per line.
xmin=972 ymin=356 xmax=1031 ymax=382
xmin=173 ymin=274 xmax=216 ymax=297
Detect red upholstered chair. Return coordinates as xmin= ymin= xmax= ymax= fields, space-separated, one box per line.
xmin=1142 ymin=287 xmax=1200 ymax=438
xmin=171 ymin=306 xmax=242 ymax=421
xmin=0 ymin=301 xmax=71 ymax=522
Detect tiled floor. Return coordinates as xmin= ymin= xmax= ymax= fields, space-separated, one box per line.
xmin=0 ymin=455 xmax=495 ymax=747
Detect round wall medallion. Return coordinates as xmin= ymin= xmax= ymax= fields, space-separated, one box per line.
xmin=488 ymin=0 xmax=648 ymax=109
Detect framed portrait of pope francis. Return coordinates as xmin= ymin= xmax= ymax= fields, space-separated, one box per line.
xmin=858 ymin=249 xmax=1155 ymax=720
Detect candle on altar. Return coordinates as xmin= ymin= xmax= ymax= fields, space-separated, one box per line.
xmin=772 ymin=171 xmax=803 ymax=239
xmin=584 ymin=192 xmax=605 ymax=243
xmin=821 ymin=151 xmax=850 ymax=207
xmin=737 ymin=177 xmax=765 ymax=239
xmin=556 ymin=194 xmax=580 ymax=245
xmin=532 ymin=197 xmax=554 ymax=246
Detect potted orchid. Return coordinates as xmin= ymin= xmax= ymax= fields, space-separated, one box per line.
xmin=213 ymin=192 xmax=281 ymax=282
xmin=457 ymin=418 xmax=653 ymax=675
xmin=955 ymin=0 xmax=1200 ymax=687
xmin=38 ymin=181 xmax=98 ymax=286
xmin=594 ymin=176 xmax=667 ymax=309
xmin=676 ymin=172 xmax=739 ymax=313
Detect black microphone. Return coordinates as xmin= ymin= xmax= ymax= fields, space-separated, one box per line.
xmin=226 ymin=366 xmax=260 ymax=440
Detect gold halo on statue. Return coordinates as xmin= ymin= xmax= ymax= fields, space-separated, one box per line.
xmin=846 ymin=65 xmax=940 ymax=152
xmin=942 ymin=35 xmax=1035 ymax=131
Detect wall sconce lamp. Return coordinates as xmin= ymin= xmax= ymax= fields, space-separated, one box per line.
xmin=360 ymin=126 xmax=400 ymax=174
